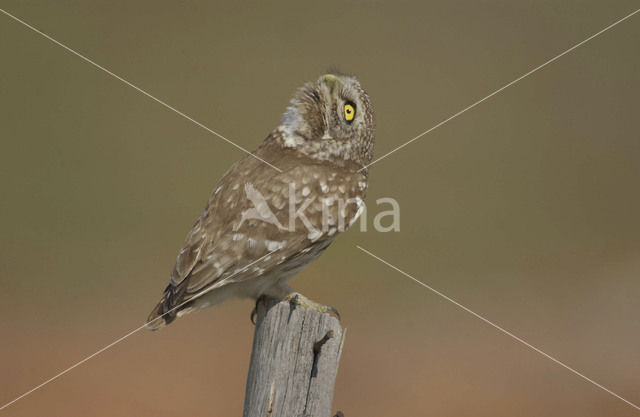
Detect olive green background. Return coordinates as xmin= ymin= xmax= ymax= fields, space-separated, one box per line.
xmin=1 ymin=1 xmax=639 ymax=416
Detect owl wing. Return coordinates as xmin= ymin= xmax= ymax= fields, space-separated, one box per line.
xmin=146 ymin=142 xmax=367 ymax=329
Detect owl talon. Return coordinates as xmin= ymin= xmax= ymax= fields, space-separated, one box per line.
xmin=283 ymin=292 xmax=340 ymax=321
xmin=250 ymin=296 xmax=266 ymax=325
xmin=325 ymin=305 xmax=341 ymax=321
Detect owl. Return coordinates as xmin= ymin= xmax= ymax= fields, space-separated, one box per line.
xmin=146 ymin=73 xmax=375 ymax=330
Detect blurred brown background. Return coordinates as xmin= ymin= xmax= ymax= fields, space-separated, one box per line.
xmin=1 ymin=1 xmax=639 ymax=416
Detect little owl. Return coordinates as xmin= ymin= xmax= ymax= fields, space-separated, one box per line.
xmin=147 ymin=73 xmax=375 ymax=329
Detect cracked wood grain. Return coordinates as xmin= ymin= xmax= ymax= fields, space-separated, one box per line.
xmin=243 ymin=298 xmax=345 ymax=417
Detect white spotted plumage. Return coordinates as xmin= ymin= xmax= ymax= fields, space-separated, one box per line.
xmin=147 ymin=73 xmax=375 ymax=329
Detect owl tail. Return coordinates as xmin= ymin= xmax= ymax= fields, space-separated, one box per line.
xmin=146 ymin=284 xmax=184 ymax=331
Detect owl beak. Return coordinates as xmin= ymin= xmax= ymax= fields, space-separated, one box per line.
xmin=322 ymin=74 xmax=340 ymax=93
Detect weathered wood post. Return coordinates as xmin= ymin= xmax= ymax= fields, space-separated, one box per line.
xmin=243 ymin=297 xmax=345 ymax=417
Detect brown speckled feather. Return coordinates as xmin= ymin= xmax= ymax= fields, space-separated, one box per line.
xmin=147 ymin=73 xmax=374 ymax=329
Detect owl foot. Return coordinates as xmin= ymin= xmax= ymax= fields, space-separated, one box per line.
xmin=283 ymin=292 xmax=340 ymax=321
xmin=250 ymin=295 xmax=266 ymax=325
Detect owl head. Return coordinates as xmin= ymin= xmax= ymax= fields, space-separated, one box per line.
xmin=279 ymin=73 xmax=375 ymax=169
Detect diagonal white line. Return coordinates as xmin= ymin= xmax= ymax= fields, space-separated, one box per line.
xmin=359 ymin=7 xmax=640 ymax=171
xmin=0 ymin=8 xmax=282 ymax=173
xmin=356 ymin=245 xmax=640 ymax=411
xmin=2 ymin=3 xmax=638 ymax=413
xmin=0 ymin=249 xmax=280 ymax=412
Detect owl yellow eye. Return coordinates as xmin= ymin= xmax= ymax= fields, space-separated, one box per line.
xmin=344 ymin=103 xmax=355 ymax=123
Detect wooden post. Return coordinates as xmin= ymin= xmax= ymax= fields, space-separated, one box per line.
xmin=243 ymin=297 xmax=345 ymax=417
